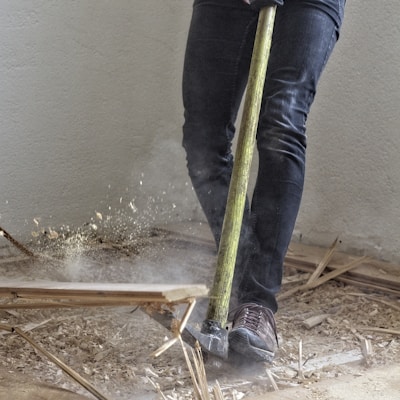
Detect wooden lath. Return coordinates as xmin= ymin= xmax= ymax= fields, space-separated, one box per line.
xmin=0 ymin=281 xmax=209 ymax=358
xmin=0 ymin=281 xmax=208 ymax=399
xmin=285 ymin=242 xmax=400 ymax=296
xmin=155 ymin=223 xmax=400 ymax=296
xmin=0 ymin=281 xmax=209 ymax=357
xmin=0 ymin=281 xmax=208 ymax=305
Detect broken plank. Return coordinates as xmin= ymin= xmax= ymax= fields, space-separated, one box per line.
xmin=279 ymin=256 xmax=368 ymax=300
xmin=0 ymin=281 xmax=208 ymax=304
xmin=307 ymin=256 xmax=369 ymax=289
xmin=285 ymin=262 xmax=400 ymax=296
xmin=286 ymin=242 xmax=400 ymax=292
xmin=0 ymin=300 xmax=157 ymax=309
xmin=155 ymin=223 xmax=400 ymax=295
xmin=306 ymin=237 xmax=339 ymax=285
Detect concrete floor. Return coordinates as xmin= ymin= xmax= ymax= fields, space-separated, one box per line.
xmin=249 ymin=364 xmax=400 ymax=400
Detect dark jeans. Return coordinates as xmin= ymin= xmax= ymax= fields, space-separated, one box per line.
xmin=182 ymin=0 xmax=345 ymax=312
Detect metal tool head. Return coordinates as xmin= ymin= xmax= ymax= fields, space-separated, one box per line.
xmin=186 ymin=319 xmax=229 ymax=359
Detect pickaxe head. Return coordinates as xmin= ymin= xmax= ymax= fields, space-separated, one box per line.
xmin=185 ymin=319 xmax=229 ymax=359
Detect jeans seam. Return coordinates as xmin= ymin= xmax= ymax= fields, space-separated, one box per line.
xmin=229 ymin=15 xmax=258 ymax=121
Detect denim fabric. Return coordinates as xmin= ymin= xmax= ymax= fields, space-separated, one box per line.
xmin=182 ymin=0 xmax=345 ymax=312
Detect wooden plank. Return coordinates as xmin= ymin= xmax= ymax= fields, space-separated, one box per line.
xmin=285 ymin=243 xmax=400 ymax=295
xmin=0 ymin=281 xmax=208 ymax=303
xmin=285 ymin=261 xmax=400 ymax=296
xmin=306 ymin=237 xmax=339 ymax=285
xmin=279 ymin=256 xmax=368 ymax=300
xmin=155 ymin=223 xmax=400 ymax=294
xmin=0 ymin=300 xmax=162 ymax=309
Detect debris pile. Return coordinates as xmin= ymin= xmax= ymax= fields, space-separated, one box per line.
xmin=0 ymin=223 xmax=399 ymax=399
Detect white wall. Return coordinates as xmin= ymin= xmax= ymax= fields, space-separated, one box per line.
xmin=1 ymin=1 xmax=399 ymax=262
xmin=296 ymin=0 xmax=400 ymax=261
xmin=0 ymin=0 xmax=197 ymax=240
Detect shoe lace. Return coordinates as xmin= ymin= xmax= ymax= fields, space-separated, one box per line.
xmin=231 ymin=303 xmax=278 ymax=343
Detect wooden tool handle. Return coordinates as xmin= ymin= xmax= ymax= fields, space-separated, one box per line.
xmin=206 ymin=6 xmax=277 ymax=326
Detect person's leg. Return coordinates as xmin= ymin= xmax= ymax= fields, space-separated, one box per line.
xmin=231 ymin=0 xmax=345 ymax=361
xmin=182 ymin=0 xmax=258 ymax=250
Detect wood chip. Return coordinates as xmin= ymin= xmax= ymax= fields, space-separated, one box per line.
xmin=302 ymin=314 xmax=330 ymax=329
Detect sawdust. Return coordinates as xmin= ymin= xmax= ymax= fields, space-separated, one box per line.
xmin=0 ymin=225 xmax=400 ymax=399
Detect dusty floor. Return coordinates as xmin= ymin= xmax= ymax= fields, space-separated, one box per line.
xmin=0 ymin=221 xmax=400 ymax=399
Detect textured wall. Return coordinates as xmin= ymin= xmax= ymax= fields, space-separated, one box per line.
xmin=0 ymin=1 xmax=399 ymax=262
xmin=0 ymin=0 xmax=197 ymax=240
xmin=296 ymin=0 xmax=400 ymax=261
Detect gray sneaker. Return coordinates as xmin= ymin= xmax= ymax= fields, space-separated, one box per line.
xmin=228 ymin=303 xmax=278 ymax=362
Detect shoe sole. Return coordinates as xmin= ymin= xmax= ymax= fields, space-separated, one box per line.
xmin=229 ymin=328 xmax=275 ymax=363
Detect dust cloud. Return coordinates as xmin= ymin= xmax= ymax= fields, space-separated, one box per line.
xmin=28 ymin=185 xmax=214 ymax=300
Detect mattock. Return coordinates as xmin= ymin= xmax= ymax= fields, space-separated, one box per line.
xmin=186 ymin=5 xmax=277 ymax=359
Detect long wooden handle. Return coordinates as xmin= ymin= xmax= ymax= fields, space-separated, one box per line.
xmin=206 ymin=7 xmax=277 ymax=326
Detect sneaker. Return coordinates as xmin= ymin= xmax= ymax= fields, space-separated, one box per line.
xmin=228 ymin=303 xmax=278 ymax=362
